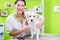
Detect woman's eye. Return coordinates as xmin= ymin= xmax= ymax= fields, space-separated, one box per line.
xmin=17 ymin=5 xmax=25 ymax=7
xmin=22 ymin=5 xmax=25 ymax=6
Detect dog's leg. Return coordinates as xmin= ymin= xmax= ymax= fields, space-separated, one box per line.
xmin=30 ymin=30 xmax=34 ymax=39
xmin=36 ymin=30 xmax=40 ymax=40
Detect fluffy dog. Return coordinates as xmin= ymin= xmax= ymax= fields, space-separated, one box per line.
xmin=25 ymin=11 xmax=40 ymax=40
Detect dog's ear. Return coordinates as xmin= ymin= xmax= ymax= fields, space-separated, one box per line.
xmin=37 ymin=15 xmax=39 ymax=18
xmin=36 ymin=15 xmax=39 ymax=19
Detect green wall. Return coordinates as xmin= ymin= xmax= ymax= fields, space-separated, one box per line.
xmin=44 ymin=0 xmax=51 ymax=33
xmin=51 ymin=0 xmax=60 ymax=34
xmin=44 ymin=0 xmax=60 ymax=34
xmin=0 ymin=0 xmax=15 ymax=40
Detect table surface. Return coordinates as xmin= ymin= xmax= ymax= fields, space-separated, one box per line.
xmin=7 ymin=34 xmax=60 ymax=40
xmin=24 ymin=34 xmax=60 ymax=40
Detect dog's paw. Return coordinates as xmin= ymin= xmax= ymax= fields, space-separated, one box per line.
xmin=36 ymin=37 xmax=40 ymax=40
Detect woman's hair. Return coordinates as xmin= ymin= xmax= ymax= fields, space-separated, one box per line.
xmin=15 ymin=0 xmax=26 ymax=6
xmin=15 ymin=0 xmax=26 ymax=18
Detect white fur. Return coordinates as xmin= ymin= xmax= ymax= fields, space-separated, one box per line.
xmin=25 ymin=11 xmax=40 ymax=40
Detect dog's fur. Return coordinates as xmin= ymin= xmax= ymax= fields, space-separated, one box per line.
xmin=25 ymin=11 xmax=40 ymax=40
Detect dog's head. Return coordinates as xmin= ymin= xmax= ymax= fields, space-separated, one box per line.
xmin=25 ymin=11 xmax=39 ymax=23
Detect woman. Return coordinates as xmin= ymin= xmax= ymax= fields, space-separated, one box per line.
xmin=6 ymin=0 xmax=29 ymax=40
xmin=6 ymin=0 xmax=44 ymax=40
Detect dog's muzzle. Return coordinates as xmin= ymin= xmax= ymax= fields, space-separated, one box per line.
xmin=31 ymin=19 xmax=33 ymax=22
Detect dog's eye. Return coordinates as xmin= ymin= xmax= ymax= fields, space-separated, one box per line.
xmin=29 ymin=15 xmax=31 ymax=17
xmin=33 ymin=16 xmax=35 ymax=17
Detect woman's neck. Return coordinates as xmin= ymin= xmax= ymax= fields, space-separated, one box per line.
xmin=15 ymin=12 xmax=23 ymax=18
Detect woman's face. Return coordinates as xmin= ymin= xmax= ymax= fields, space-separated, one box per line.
xmin=15 ymin=1 xmax=25 ymax=14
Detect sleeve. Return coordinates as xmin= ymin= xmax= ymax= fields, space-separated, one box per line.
xmin=6 ymin=18 xmax=13 ymax=33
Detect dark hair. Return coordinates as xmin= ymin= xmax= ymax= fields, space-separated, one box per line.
xmin=15 ymin=0 xmax=26 ymax=6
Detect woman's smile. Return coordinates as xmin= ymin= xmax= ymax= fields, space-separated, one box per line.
xmin=18 ymin=8 xmax=22 ymax=12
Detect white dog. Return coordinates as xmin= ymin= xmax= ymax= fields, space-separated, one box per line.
xmin=25 ymin=11 xmax=41 ymax=40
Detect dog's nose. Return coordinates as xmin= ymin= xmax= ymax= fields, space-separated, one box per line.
xmin=31 ymin=19 xmax=33 ymax=22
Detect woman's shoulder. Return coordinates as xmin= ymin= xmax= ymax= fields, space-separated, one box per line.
xmin=6 ymin=13 xmax=14 ymax=20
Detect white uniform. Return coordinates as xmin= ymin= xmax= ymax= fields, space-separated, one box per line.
xmin=6 ymin=13 xmax=29 ymax=38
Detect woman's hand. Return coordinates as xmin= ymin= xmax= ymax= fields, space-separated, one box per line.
xmin=22 ymin=25 xmax=29 ymax=32
xmin=36 ymin=22 xmax=43 ymax=29
xmin=36 ymin=16 xmax=44 ymax=29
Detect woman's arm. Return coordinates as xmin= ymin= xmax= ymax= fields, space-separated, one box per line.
xmin=9 ymin=28 xmax=24 ymax=36
xmin=36 ymin=16 xmax=44 ymax=29
xmin=9 ymin=25 xmax=29 ymax=36
xmin=39 ymin=16 xmax=44 ymax=25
